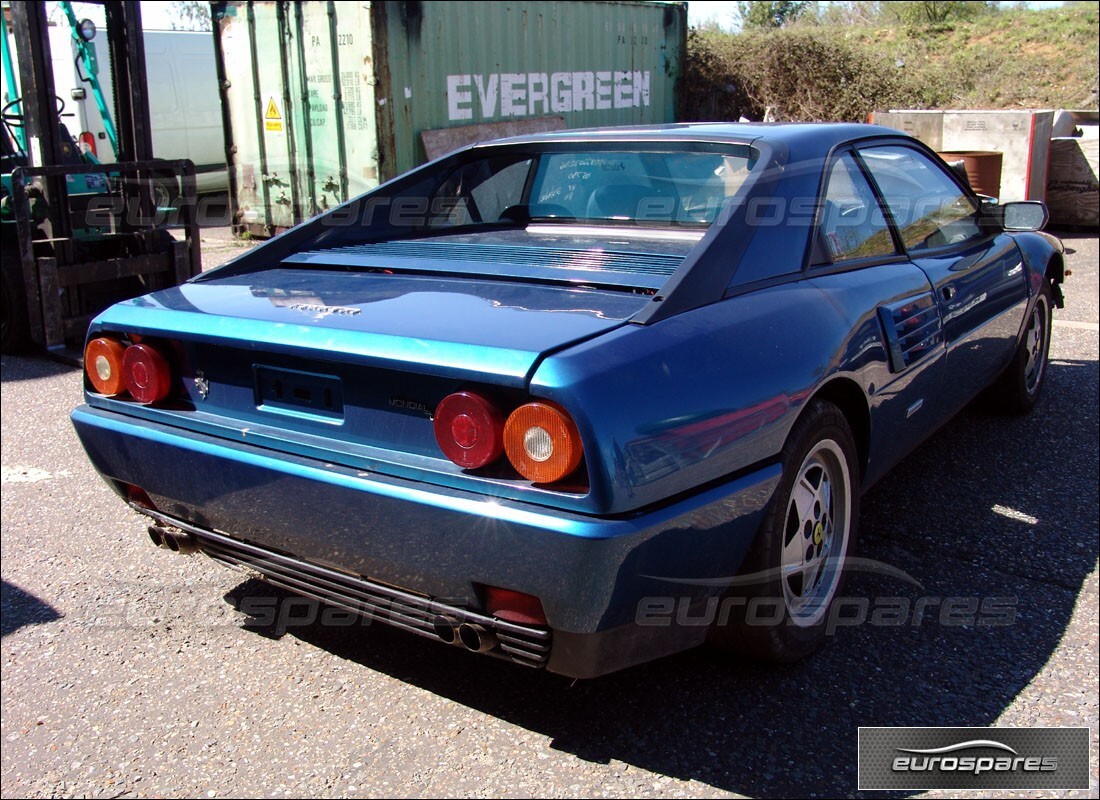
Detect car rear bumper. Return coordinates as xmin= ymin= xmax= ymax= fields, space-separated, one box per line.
xmin=73 ymin=405 xmax=780 ymax=677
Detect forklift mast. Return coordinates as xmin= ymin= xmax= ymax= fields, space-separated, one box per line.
xmin=1 ymin=0 xmax=201 ymax=357
xmin=59 ymin=0 xmax=119 ymax=158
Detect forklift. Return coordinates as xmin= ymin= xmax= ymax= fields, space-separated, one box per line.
xmin=1 ymin=0 xmax=201 ymax=358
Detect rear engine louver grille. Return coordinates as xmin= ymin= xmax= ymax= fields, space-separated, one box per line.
xmin=290 ymin=241 xmax=685 ymax=279
xmin=878 ymin=293 xmax=943 ymax=372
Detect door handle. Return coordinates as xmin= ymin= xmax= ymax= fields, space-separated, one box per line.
xmin=942 ymin=286 xmax=957 ymax=301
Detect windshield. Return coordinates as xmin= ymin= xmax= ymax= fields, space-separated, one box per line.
xmin=423 ymin=146 xmax=757 ymax=229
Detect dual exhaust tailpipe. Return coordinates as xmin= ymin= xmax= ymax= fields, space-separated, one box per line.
xmin=148 ymin=525 xmax=198 ymax=555
xmin=432 ymin=615 xmax=498 ymax=653
xmin=147 ymin=529 xmax=498 ymax=652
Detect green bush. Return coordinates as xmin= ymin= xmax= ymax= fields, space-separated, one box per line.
xmin=681 ymin=6 xmax=1099 ymax=123
xmin=682 ymin=28 xmax=921 ymax=122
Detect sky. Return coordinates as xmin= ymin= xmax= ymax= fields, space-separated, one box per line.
xmin=140 ymin=1 xmax=185 ymax=31
xmin=50 ymin=2 xmax=188 ymax=31
xmin=58 ymin=0 xmax=1073 ymax=34
xmin=687 ymin=0 xmax=1068 ymax=31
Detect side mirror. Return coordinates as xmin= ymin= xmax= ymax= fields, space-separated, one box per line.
xmin=1001 ymin=201 xmax=1048 ymax=232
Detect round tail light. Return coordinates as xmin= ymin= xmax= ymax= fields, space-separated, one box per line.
xmin=503 ymin=401 xmax=583 ymax=484
xmin=122 ymin=343 xmax=173 ymax=404
xmin=433 ymin=391 xmax=505 ymax=469
xmin=84 ymin=336 xmax=127 ymax=396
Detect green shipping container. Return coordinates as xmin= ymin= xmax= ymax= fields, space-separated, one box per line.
xmin=212 ymin=0 xmax=687 ymax=235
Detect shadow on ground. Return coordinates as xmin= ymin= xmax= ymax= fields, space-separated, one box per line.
xmin=1 ymin=579 xmax=63 ymax=638
xmin=0 ymin=354 xmax=79 ymax=383
xmin=222 ymin=356 xmax=1097 ymax=798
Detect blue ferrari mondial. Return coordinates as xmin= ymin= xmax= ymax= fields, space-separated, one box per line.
xmin=73 ymin=123 xmax=1064 ymax=678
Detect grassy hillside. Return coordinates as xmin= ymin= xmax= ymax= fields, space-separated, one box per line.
xmin=682 ymin=5 xmax=1099 ymax=122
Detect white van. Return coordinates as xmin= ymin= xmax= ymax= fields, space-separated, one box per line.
xmin=45 ymin=27 xmax=227 ymax=194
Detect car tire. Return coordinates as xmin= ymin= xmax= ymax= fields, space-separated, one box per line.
xmin=709 ymin=399 xmax=860 ymax=662
xmin=988 ymin=281 xmax=1053 ymax=415
xmin=1 ymin=255 xmax=31 ymax=354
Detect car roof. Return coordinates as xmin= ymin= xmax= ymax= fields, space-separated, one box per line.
xmin=477 ymin=122 xmax=907 ymax=161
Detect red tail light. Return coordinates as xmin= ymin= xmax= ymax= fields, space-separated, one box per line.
xmin=503 ymin=401 xmax=584 ymax=484
xmin=433 ymin=391 xmax=505 ymax=469
xmin=122 ymin=343 xmax=173 ymax=404
xmin=482 ymin=585 xmax=547 ymax=626
xmin=78 ymin=131 xmax=97 ymax=157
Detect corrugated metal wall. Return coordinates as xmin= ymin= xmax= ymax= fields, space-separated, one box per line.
xmin=214 ymin=0 xmax=686 ymax=234
xmin=216 ymin=1 xmax=380 ymax=230
xmin=372 ymin=0 xmax=685 ymax=178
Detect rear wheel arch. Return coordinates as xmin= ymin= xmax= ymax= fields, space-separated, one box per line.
xmin=809 ymin=378 xmax=870 ymax=482
xmin=709 ymin=395 xmax=861 ymax=660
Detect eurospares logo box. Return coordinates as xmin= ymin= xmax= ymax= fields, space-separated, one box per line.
xmin=857 ymin=727 xmax=1090 ymax=790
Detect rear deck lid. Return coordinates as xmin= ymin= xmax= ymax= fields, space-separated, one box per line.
xmin=97 ymin=267 xmax=650 ymax=385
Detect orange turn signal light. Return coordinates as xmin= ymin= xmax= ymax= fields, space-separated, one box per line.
xmin=84 ymin=337 xmax=127 ymax=396
xmin=503 ymin=401 xmax=583 ymax=484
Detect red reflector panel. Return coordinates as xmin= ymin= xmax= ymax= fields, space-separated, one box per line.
xmin=84 ymin=337 xmax=127 ymax=396
xmin=123 ymin=483 xmax=157 ymax=510
xmin=483 ymin=586 xmax=547 ymax=626
xmin=433 ymin=391 xmax=505 ymax=469
xmin=122 ymin=343 xmax=173 ymax=404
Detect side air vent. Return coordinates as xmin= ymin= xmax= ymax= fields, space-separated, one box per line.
xmin=878 ymin=293 xmax=943 ymax=373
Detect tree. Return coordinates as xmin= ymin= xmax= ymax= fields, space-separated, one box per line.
xmin=818 ymin=1 xmax=884 ymax=26
xmin=882 ymin=1 xmax=995 ymax=26
xmin=736 ymin=1 xmax=812 ymax=29
xmin=168 ymin=0 xmax=212 ymax=32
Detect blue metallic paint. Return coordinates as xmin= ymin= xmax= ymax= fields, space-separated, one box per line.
xmin=72 ymin=404 xmax=779 ymax=673
xmin=70 ymin=123 xmax=1064 ymax=677
xmin=910 ymin=235 xmax=1028 ymax=411
xmin=1012 ymin=229 xmax=1066 ymax=298
xmin=92 ymin=270 xmax=647 ymax=387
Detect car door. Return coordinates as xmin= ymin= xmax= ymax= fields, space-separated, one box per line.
xmin=808 ymin=150 xmax=947 ymax=480
xmin=857 ymin=144 xmax=1029 ymax=410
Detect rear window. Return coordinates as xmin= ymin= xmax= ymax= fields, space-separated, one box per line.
xmin=533 ymin=151 xmax=754 ymax=225
xmin=423 ymin=146 xmax=757 ymax=229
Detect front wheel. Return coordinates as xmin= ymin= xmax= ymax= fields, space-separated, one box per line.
xmin=709 ymin=399 xmax=860 ymax=662
xmin=988 ymin=281 xmax=1053 ymax=415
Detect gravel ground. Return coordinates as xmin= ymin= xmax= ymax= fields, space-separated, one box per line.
xmin=190 ymin=195 xmax=258 ymax=272
xmin=1 ymin=233 xmax=1096 ymax=799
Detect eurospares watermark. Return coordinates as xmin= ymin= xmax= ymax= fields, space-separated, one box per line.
xmin=636 ymin=557 xmax=1018 ymax=634
xmin=857 ymin=727 xmax=1090 ymax=790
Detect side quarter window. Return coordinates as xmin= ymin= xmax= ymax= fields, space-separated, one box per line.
xmin=813 ymin=152 xmax=898 ymax=265
xmin=859 ymin=145 xmax=983 ymax=253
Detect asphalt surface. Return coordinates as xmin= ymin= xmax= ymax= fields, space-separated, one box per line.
xmin=1 ymin=233 xmax=1097 ymax=799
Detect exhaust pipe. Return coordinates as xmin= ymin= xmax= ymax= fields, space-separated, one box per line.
xmin=163 ymin=530 xmax=198 ymax=554
xmin=458 ymin=622 xmax=498 ymax=653
xmin=432 ymin=615 xmax=460 ymax=645
xmin=148 ymin=525 xmax=198 ymax=555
